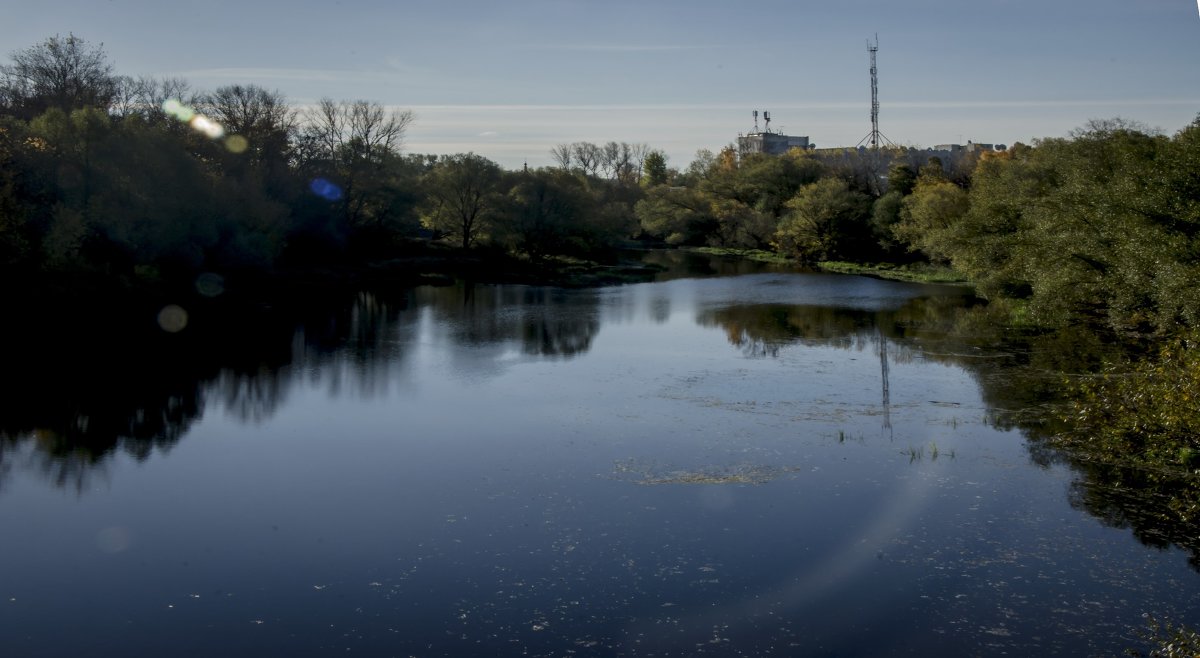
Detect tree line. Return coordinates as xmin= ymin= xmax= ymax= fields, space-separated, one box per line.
xmin=3 ymin=34 xmax=1199 ymax=344
xmin=0 ymin=34 xmax=674 ymax=293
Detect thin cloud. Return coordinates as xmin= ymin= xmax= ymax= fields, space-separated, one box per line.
xmin=884 ymin=98 xmax=1200 ymax=110
xmin=518 ymin=43 xmax=718 ymax=52
xmin=404 ymin=98 xmax=1200 ymax=114
xmin=166 ymin=67 xmax=403 ymax=84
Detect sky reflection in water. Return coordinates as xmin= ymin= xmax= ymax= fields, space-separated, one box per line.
xmin=0 ymin=267 xmax=1196 ymax=656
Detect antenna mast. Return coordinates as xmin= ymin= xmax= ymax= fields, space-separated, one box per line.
xmin=753 ymin=110 xmax=759 ymax=133
xmin=858 ymin=34 xmax=893 ymax=148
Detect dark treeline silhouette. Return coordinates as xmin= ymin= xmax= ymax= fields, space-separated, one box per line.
xmin=0 ymin=35 xmax=667 ymax=305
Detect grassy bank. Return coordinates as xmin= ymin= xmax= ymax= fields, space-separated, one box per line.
xmin=817 ymin=261 xmax=970 ymax=285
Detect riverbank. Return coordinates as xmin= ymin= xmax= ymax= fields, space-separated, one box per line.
xmin=684 ymin=247 xmax=969 ymax=285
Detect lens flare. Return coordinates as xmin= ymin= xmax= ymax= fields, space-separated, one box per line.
xmin=224 ymin=135 xmax=249 ymax=153
xmin=195 ymin=272 xmax=225 ymax=298
xmin=161 ymin=99 xmax=195 ymax=122
xmin=157 ymin=304 xmax=189 ymax=333
xmin=162 ymin=98 xmax=229 ymax=141
xmin=190 ymin=115 xmax=225 ymax=139
xmin=310 ymin=178 xmax=343 ymax=201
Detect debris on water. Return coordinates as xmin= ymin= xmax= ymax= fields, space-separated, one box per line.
xmin=613 ymin=459 xmax=800 ymax=485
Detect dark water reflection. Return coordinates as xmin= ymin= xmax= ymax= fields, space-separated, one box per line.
xmin=1 ymin=257 xmax=1197 ymax=656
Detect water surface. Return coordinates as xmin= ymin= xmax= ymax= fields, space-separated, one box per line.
xmin=1 ymin=259 xmax=1196 ymax=656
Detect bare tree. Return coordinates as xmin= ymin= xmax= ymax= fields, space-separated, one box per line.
xmin=550 ymin=143 xmax=573 ymax=170
xmin=298 ymin=98 xmax=416 ymax=228
xmin=110 ymin=76 xmax=200 ymax=123
xmin=628 ymin=142 xmax=650 ymax=182
xmin=301 ymin=98 xmax=413 ymax=167
xmin=571 ymin=142 xmax=601 ymax=177
xmin=204 ymin=84 xmax=294 ymax=139
xmin=599 ymin=141 xmax=622 ymax=179
xmin=0 ymin=34 xmax=117 ymax=118
xmin=108 ymin=76 xmax=144 ymax=118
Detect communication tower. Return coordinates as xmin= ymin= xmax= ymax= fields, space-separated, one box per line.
xmin=857 ymin=34 xmax=893 ymax=148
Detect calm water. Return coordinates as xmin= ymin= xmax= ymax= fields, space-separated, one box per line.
xmin=2 ymin=254 xmax=1197 ymax=656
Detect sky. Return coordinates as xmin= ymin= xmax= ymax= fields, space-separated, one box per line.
xmin=4 ymin=0 xmax=1200 ymax=169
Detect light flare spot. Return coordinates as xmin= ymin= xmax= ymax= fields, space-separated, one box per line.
xmin=157 ymin=305 xmax=189 ymax=333
xmin=190 ymin=115 xmax=225 ymax=139
xmin=195 ymin=272 xmax=225 ymax=298
xmin=225 ymin=134 xmax=249 ymax=153
xmin=310 ymin=177 xmax=343 ymax=201
xmin=161 ymin=99 xmax=195 ymax=122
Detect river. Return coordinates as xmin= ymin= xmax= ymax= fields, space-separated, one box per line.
xmin=1 ymin=252 xmax=1196 ymax=656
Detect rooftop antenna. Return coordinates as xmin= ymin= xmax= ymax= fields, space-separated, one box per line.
xmin=753 ymin=110 xmax=759 ymax=133
xmin=857 ymin=34 xmax=894 ymax=148
xmin=764 ymin=110 xmax=772 ymax=134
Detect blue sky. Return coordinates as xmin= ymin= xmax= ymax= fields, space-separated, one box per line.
xmin=4 ymin=0 xmax=1199 ymax=168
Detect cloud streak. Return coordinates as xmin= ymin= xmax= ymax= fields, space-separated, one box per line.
xmin=516 ymin=43 xmax=718 ymax=52
xmin=403 ymin=98 xmax=1200 ymax=113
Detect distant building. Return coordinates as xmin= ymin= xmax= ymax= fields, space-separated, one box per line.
xmin=737 ymin=110 xmax=814 ymax=156
xmin=930 ymin=141 xmax=1006 ymax=153
xmin=738 ymin=131 xmax=813 ymax=156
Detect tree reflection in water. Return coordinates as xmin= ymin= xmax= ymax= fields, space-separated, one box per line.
xmin=697 ymin=296 xmax=1200 ymax=570
xmin=0 ymin=281 xmax=604 ymax=492
xmin=3 ymin=273 xmax=1196 ymax=572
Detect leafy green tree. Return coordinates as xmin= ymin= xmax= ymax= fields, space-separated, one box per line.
xmin=708 ymin=198 xmax=775 ymax=249
xmin=892 ymin=179 xmax=971 ymax=264
xmin=421 ymin=153 xmax=503 ymax=249
xmin=885 ymin=162 xmax=917 ymax=196
xmin=950 ymin=146 xmax=1046 ymax=299
xmin=0 ymin=117 xmax=38 ymax=270
xmin=773 ymin=178 xmax=871 ymax=262
xmin=642 ymin=150 xmax=669 ymax=187
xmin=703 ymin=151 xmax=824 ymax=218
xmin=635 ymin=185 xmax=716 ymax=246
xmin=869 ymin=190 xmax=905 ymax=255
xmin=502 ymin=169 xmax=591 ymax=260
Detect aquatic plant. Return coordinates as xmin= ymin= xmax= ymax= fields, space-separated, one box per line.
xmin=1128 ymin=615 xmax=1200 ymax=658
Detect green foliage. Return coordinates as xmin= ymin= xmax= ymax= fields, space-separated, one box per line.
xmin=773 ymin=178 xmax=871 ymax=262
xmin=421 ymin=153 xmax=504 ymax=249
xmin=502 ymin=169 xmax=596 ymax=260
xmin=870 ymin=190 xmax=905 ymax=254
xmin=635 ymin=185 xmax=717 ymax=246
xmin=892 ymin=179 xmax=970 ymax=263
xmin=817 ymin=261 xmax=967 ymax=284
xmin=1129 ymin=615 xmax=1200 ymax=658
xmin=892 ymin=118 xmax=1200 ymax=335
xmin=1069 ymin=333 xmax=1200 ymax=472
xmin=1062 ymin=331 xmax=1200 ymax=525
xmin=700 ymin=151 xmax=824 ymax=218
xmin=642 ymin=150 xmax=669 ymax=187
xmin=885 ymin=162 xmax=917 ymax=196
